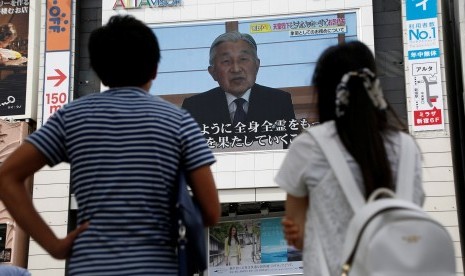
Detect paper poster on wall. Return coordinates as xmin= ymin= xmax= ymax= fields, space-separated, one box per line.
xmin=150 ymin=12 xmax=358 ymax=152
xmin=405 ymin=0 xmax=444 ymax=131
xmin=0 ymin=2 xmax=30 ymax=117
xmin=208 ymin=218 xmax=303 ymax=276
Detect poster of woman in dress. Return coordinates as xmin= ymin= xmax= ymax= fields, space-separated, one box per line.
xmin=208 ymin=217 xmax=303 ymax=276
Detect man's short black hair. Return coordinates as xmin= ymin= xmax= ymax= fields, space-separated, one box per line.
xmin=88 ymin=15 xmax=160 ymax=88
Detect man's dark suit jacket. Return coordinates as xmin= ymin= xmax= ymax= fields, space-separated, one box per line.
xmin=182 ymin=84 xmax=297 ymax=149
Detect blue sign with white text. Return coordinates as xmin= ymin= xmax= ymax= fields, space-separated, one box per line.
xmin=406 ymin=0 xmax=437 ymax=20
xmin=408 ymin=48 xmax=440 ymax=60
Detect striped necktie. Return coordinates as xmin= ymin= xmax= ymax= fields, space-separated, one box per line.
xmin=233 ymin=98 xmax=246 ymax=125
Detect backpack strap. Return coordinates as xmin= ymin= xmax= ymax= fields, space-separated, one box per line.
xmin=313 ymin=213 xmax=331 ymax=276
xmin=308 ymin=123 xmax=363 ymax=275
xmin=308 ymin=123 xmax=365 ymax=210
xmin=395 ymin=132 xmax=416 ymax=201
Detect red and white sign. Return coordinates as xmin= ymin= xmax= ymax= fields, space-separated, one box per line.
xmin=43 ymin=52 xmax=70 ymax=121
xmin=42 ymin=0 xmax=72 ymax=125
xmin=413 ymin=107 xmax=442 ymax=126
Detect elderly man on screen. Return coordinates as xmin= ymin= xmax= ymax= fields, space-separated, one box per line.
xmin=182 ymin=31 xmax=297 ymax=149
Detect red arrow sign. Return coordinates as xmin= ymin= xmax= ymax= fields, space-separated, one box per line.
xmin=47 ymin=69 xmax=67 ymax=87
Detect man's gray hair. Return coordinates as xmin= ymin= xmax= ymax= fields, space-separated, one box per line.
xmin=209 ymin=31 xmax=258 ymax=65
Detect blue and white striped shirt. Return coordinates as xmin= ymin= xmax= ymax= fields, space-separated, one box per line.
xmin=27 ymin=87 xmax=215 ymax=275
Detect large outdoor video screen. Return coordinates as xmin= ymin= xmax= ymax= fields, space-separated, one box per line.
xmin=150 ymin=12 xmax=358 ymax=152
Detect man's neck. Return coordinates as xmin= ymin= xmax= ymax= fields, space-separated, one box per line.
xmin=139 ymin=80 xmax=152 ymax=92
xmin=108 ymin=80 xmax=152 ymax=92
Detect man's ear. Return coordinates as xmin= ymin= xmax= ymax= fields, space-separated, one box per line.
xmin=255 ymin=58 xmax=260 ymax=74
xmin=208 ymin=65 xmax=218 ymax=81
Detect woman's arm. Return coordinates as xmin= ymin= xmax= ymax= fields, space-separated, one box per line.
xmin=188 ymin=165 xmax=220 ymax=226
xmin=283 ymin=193 xmax=309 ymax=250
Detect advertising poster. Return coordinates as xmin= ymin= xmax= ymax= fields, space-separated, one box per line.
xmin=208 ymin=218 xmax=303 ymax=276
xmin=405 ymin=0 xmax=444 ymax=131
xmin=0 ymin=223 xmax=9 ymax=262
xmin=150 ymin=12 xmax=358 ymax=152
xmin=0 ymin=1 xmax=29 ymax=117
xmin=42 ymin=0 xmax=72 ymax=124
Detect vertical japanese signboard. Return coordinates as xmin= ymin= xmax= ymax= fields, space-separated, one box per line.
xmin=406 ymin=0 xmax=444 ymax=131
xmin=42 ymin=0 xmax=71 ymax=125
xmin=0 ymin=1 xmax=30 ymax=117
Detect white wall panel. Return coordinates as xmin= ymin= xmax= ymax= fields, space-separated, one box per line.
xmin=32 ymin=198 xmax=70 ymax=213
xmin=215 ymin=154 xmax=237 ymax=172
xmin=424 ymin=181 xmax=456 ymax=196
xmin=326 ymin=0 xmax=346 ymax=10
xmin=26 ymin=269 xmax=67 ymax=276
xmin=233 ymin=1 xmax=252 ymax=18
xmin=430 ymin=210 xmax=459 ymax=227
xmin=456 ymin=243 xmax=463 ymax=257
xmin=423 ymin=166 xmax=455 ymax=182
xmin=28 ymin=241 xmax=43 ymax=255
xmin=218 ymin=188 xmax=256 ymax=203
xmin=235 ymin=154 xmax=255 ymax=171
xmin=254 ymin=153 xmax=275 ymax=170
xmin=417 ymin=137 xmax=452 ymax=152
xmin=197 ymin=4 xmax=216 ymax=20
xmin=28 ymin=254 xmax=66 ymax=270
xmin=306 ymin=0 xmax=326 ymax=12
xmin=345 ymin=0 xmax=372 ymax=7
xmin=236 ymin=171 xmax=256 ymax=188
xmin=33 ymin=167 xmax=71 ymax=184
xmin=33 ymin=184 xmax=70 ymax=199
xmin=455 ymin=260 xmax=463 ymax=275
xmin=447 ymin=226 xmax=462 ymax=243
xmin=256 ymin=187 xmax=286 ymax=201
xmin=34 ymin=211 xmax=68 ymax=226
xmin=289 ymin=1 xmax=306 ymax=13
xmin=422 ymin=152 xmax=454 ymax=167
xmin=424 ymin=196 xmax=457 ymax=211
xmin=269 ymin=0 xmax=288 ymax=14
xmin=180 ymin=4 xmax=199 ymax=21
xmin=254 ymin=170 xmax=275 ymax=187
xmin=214 ymin=171 xmax=236 ymax=189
